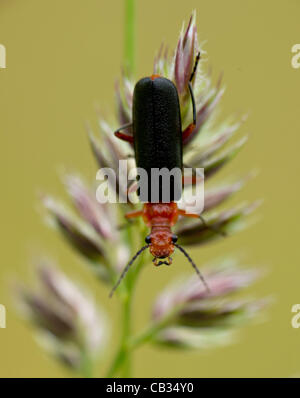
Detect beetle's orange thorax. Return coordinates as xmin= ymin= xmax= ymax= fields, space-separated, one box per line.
xmin=142 ymin=202 xmax=178 ymax=226
xmin=143 ymin=203 xmax=178 ymax=262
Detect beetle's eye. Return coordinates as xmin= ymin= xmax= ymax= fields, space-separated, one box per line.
xmin=171 ymin=234 xmax=178 ymax=243
xmin=145 ymin=235 xmax=151 ymax=244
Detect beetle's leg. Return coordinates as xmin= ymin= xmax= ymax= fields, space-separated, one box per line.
xmin=125 ymin=209 xmax=143 ymax=220
xmin=182 ymin=83 xmax=197 ymax=143
xmin=182 ymin=122 xmax=196 ymax=143
xmin=182 ymin=53 xmax=201 ymax=144
xmin=114 ymin=122 xmax=134 ymax=143
xmin=178 ymin=209 xmax=227 ymax=237
xmin=178 ymin=209 xmax=200 ymax=219
xmin=115 ymin=131 xmax=134 ymax=143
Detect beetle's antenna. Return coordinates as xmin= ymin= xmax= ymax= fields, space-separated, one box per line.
xmin=189 ymin=51 xmax=201 ymax=82
xmin=174 ymin=243 xmax=210 ymax=293
xmin=109 ymin=245 xmax=149 ymax=298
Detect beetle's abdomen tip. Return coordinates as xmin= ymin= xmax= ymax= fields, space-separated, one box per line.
xmin=150 ymin=74 xmax=161 ymax=80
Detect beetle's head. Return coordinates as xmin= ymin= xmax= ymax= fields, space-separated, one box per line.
xmin=145 ymin=228 xmax=178 ymax=266
xmin=109 ymin=229 xmax=210 ymax=298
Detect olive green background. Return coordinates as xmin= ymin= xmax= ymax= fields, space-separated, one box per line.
xmin=0 ymin=0 xmax=299 ymax=377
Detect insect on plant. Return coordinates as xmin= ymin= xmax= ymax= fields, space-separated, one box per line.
xmin=15 ymin=8 xmax=265 ymax=378
xmin=110 ymin=53 xmax=224 ymax=297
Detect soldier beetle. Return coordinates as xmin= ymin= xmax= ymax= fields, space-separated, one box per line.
xmin=110 ymin=53 xmax=223 ymax=297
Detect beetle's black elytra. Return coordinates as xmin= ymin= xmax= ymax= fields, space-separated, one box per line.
xmin=133 ymin=77 xmax=183 ymax=202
